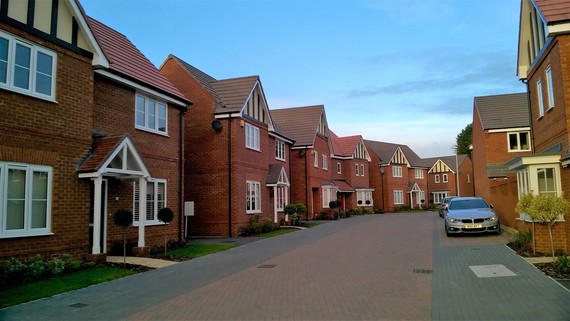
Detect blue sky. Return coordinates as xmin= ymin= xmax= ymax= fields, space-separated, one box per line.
xmin=80 ymin=0 xmax=525 ymax=158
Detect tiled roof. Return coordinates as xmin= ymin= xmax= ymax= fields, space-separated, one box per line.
xmin=87 ymin=17 xmax=188 ymax=103
xmin=474 ymin=92 xmax=529 ymax=130
xmin=266 ymin=164 xmax=285 ymax=185
xmin=364 ymin=140 xmax=425 ymax=167
xmin=423 ymin=154 xmax=468 ymax=172
xmin=330 ymin=131 xmax=361 ymax=157
xmin=167 ymin=55 xmax=217 ymax=95
xmin=77 ymin=135 xmax=126 ymax=173
xmin=535 ymin=0 xmax=570 ymax=23
xmin=333 ymin=180 xmax=354 ymax=192
xmin=211 ymin=76 xmax=260 ymax=114
xmin=271 ymin=105 xmax=325 ymax=147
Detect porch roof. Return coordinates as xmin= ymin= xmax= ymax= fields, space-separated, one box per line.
xmin=333 ymin=180 xmax=354 ymax=193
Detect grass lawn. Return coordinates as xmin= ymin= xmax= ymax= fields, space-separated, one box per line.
xmin=260 ymin=228 xmax=297 ymax=237
xmin=157 ymin=243 xmax=235 ymax=259
xmin=0 ymin=267 xmax=134 ymax=309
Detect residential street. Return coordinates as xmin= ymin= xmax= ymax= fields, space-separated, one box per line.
xmin=1 ymin=212 xmax=569 ymax=320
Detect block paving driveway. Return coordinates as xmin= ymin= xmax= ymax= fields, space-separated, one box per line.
xmin=2 ymin=212 xmax=570 ymax=320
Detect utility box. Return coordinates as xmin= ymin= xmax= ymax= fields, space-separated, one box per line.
xmin=184 ymin=201 xmax=194 ymax=216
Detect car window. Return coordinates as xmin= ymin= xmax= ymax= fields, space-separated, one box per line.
xmin=449 ymin=199 xmax=489 ymax=210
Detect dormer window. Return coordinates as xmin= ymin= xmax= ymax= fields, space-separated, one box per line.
xmin=135 ymin=94 xmax=167 ymax=134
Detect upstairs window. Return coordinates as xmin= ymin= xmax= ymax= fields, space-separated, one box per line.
xmin=0 ymin=31 xmax=56 ymax=101
xmin=355 ymin=164 xmax=359 ymax=176
xmin=508 ymin=132 xmax=531 ymax=152
xmin=392 ymin=166 xmax=402 ymax=178
xmin=313 ymin=151 xmax=318 ymax=167
xmin=360 ymin=164 xmax=364 ymax=177
xmin=337 ymin=162 xmax=342 ymax=174
xmin=546 ymin=65 xmax=555 ymax=109
xmin=245 ymin=123 xmax=260 ymax=151
xmin=136 ymin=94 xmax=168 ymax=134
xmin=443 ymin=174 xmax=449 ymax=183
xmin=415 ymin=168 xmax=424 ymax=179
xmin=537 ymin=77 xmax=544 ymax=117
xmin=275 ymin=140 xmax=285 ymax=160
xmin=435 ymin=174 xmax=440 ymax=183
xmin=322 ymin=155 xmax=328 ymax=170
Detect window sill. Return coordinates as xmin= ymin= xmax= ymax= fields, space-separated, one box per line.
xmin=0 ymin=232 xmax=54 ymax=239
xmin=135 ymin=126 xmax=169 ymax=137
xmin=247 ymin=211 xmax=262 ymax=215
xmin=547 ymin=106 xmax=555 ymax=113
xmin=133 ymin=221 xmax=166 ymax=227
xmin=536 ymin=115 xmax=544 ymax=120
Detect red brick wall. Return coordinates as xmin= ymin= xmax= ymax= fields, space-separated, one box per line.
xmin=458 ymin=157 xmax=474 ymax=197
xmin=366 ymin=148 xmax=384 ymax=210
xmin=0 ymin=24 xmax=94 ymax=260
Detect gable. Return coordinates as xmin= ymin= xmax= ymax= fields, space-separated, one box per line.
xmin=353 ymin=138 xmax=371 ymax=161
xmin=0 ymin=0 xmax=108 ymax=67
xmin=429 ymin=159 xmax=454 ymax=174
xmin=390 ymin=147 xmax=409 ymax=166
xmin=242 ymin=82 xmax=273 ymax=130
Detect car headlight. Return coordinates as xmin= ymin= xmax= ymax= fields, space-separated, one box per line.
xmin=446 ymin=217 xmax=462 ymax=223
xmin=486 ymin=216 xmax=498 ymax=222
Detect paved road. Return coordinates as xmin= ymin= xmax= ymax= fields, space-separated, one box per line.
xmin=1 ymin=212 xmax=569 ymax=320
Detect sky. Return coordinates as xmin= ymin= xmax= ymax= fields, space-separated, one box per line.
xmin=80 ymin=0 xmax=525 ymax=158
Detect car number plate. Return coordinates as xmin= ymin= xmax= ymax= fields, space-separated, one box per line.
xmin=465 ymin=224 xmax=482 ymax=228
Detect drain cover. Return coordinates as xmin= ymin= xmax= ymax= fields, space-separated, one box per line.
xmin=469 ymin=264 xmax=517 ymax=278
xmin=413 ymin=268 xmax=433 ymax=274
xmin=69 ymin=303 xmax=88 ymax=308
xmin=257 ymin=264 xmax=276 ymax=269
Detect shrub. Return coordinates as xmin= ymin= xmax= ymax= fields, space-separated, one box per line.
xmin=0 ymin=254 xmax=74 ymax=288
xmin=555 ymin=256 xmax=570 ymax=273
xmin=239 ymin=214 xmax=278 ymax=236
xmin=374 ymin=208 xmax=384 ymax=214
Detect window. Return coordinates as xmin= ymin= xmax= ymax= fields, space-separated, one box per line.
xmin=0 ymin=162 xmax=52 ymax=237
xmin=537 ymin=77 xmax=544 ymax=117
xmin=246 ymin=181 xmax=261 ymax=213
xmin=546 ymin=65 xmax=555 ymax=109
xmin=415 ymin=168 xmax=424 ymax=179
xmin=276 ymin=186 xmax=286 ymax=211
xmin=313 ymin=151 xmax=318 ymax=167
xmin=467 ymin=174 xmax=471 ymax=184
xmin=245 ymin=123 xmax=260 ymax=150
xmin=0 ymin=31 xmax=56 ymax=100
xmin=508 ymin=132 xmax=531 ymax=152
xmin=435 ymin=174 xmax=440 ymax=183
xmin=432 ymin=192 xmax=449 ymax=204
xmin=537 ymin=168 xmax=556 ymax=196
xmin=322 ymin=155 xmax=328 ymax=170
xmin=337 ymin=162 xmax=341 ymax=174
xmin=322 ymin=186 xmax=337 ymax=208
xmin=275 ymin=140 xmax=285 ymax=160
xmin=133 ymin=179 xmax=166 ymax=225
xmin=360 ymin=164 xmax=364 ymax=177
xmin=355 ymin=164 xmax=359 ymax=176
xmin=357 ymin=190 xmax=373 ymax=206
xmin=443 ymin=174 xmax=448 ymax=183
xmin=135 ymin=94 xmax=168 ymax=134
xmin=393 ymin=190 xmax=404 ymax=205
xmin=393 ymin=166 xmax=402 ymax=177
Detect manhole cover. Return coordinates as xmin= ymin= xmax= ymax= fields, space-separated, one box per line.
xmin=413 ymin=268 xmax=433 ymax=274
xmin=469 ymin=264 xmax=516 ymax=278
xmin=69 ymin=303 xmax=88 ymax=308
xmin=257 ymin=264 xmax=276 ymax=269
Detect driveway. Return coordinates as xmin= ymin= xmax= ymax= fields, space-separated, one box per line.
xmin=1 ymin=212 xmax=569 ymax=320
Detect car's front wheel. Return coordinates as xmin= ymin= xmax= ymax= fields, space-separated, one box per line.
xmin=445 ymin=224 xmax=451 ymax=237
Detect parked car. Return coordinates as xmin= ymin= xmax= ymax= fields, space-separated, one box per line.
xmin=443 ymin=197 xmax=500 ymax=236
xmin=438 ymin=196 xmax=456 ymax=217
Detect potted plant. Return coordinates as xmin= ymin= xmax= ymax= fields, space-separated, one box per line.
xmin=157 ymin=207 xmax=174 ymax=255
xmin=112 ymin=208 xmax=133 ymax=264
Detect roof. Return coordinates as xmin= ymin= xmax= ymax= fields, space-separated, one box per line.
xmin=423 ymin=154 xmax=469 ymax=172
xmin=87 ymin=17 xmax=189 ymax=103
xmin=364 ymin=140 xmax=425 ymax=167
xmin=333 ymin=180 xmax=354 ymax=193
xmin=474 ymin=93 xmax=529 ymax=130
xmin=330 ymin=131 xmax=362 ymax=157
xmin=266 ymin=164 xmax=285 ymax=185
xmin=211 ymin=76 xmax=260 ymax=114
xmin=535 ymin=0 xmax=570 ymax=23
xmin=271 ymin=105 xmax=325 ymax=147
xmin=77 ymin=135 xmax=125 ymax=173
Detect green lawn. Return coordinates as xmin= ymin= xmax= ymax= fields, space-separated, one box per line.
xmin=158 ymin=243 xmax=235 ymax=259
xmin=260 ymin=228 xmax=297 ymax=237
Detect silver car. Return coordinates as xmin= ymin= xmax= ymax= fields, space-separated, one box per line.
xmin=444 ymin=197 xmax=500 ymax=236
xmin=438 ymin=196 xmax=456 ymax=217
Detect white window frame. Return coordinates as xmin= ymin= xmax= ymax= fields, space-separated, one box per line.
xmin=0 ymin=31 xmax=57 ymax=101
xmin=393 ymin=190 xmax=404 ymax=205
xmin=432 ymin=192 xmax=449 ymax=204
xmin=360 ymin=164 xmax=364 ymax=177
xmin=537 ymin=77 xmax=545 ymax=118
xmin=245 ymin=123 xmax=260 ymax=151
xmin=355 ymin=164 xmax=359 ymax=176
xmin=313 ymin=151 xmax=318 ymax=168
xmin=508 ymin=131 xmax=531 ymax=152
xmin=415 ymin=168 xmax=424 ymax=179
xmin=0 ymin=162 xmax=52 ymax=238
xmin=322 ymin=154 xmax=328 ymax=170
xmin=133 ymin=179 xmax=166 ymax=226
xmin=393 ymin=166 xmax=402 ymax=178
xmin=135 ymin=94 xmax=168 ymax=135
xmin=275 ymin=140 xmax=285 ymax=161
xmin=246 ymin=180 xmax=261 ymax=213
xmin=322 ymin=186 xmax=338 ymax=208
xmin=337 ymin=162 xmax=342 ymax=174
xmin=435 ymin=174 xmax=440 ymax=183
xmin=357 ymin=190 xmax=373 ymax=207
xmin=546 ymin=65 xmax=555 ymax=109
xmin=443 ymin=174 xmax=448 ymax=183
xmin=516 ymin=164 xmax=564 ymax=221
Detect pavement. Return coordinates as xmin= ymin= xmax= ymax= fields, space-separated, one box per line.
xmin=1 ymin=212 xmax=569 ymax=320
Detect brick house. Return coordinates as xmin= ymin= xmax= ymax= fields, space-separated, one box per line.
xmin=270 ymin=105 xmax=334 ymax=219
xmin=508 ymin=0 xmax=570 ymax=254
xmin=160 ymin=55 xmax=293 ymax=237
xmin=424 ymin=154 xmax=474 ymax=203
xmin=329 ymin=132 xmax=374 ymax=211
xmin=0 ymin=0 xmax=190 ymax=260
xmin=471 ymin=93 xmax=531 ymax=229
xmin=365 ymin=140 xmax=428 ymax=212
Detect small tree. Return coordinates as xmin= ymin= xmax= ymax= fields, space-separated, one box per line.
xmin=157 ymin=207 xmax=174 ymax=255
xmin=296 ymin=203 xmax=307 ymax=222
xmin=516 ymin=193 xmax=570 ymax=258
xmin=112 ymin=208 xmax=133 ymax=264
xmin=515 ymin=193 xmax=537 ymax=254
